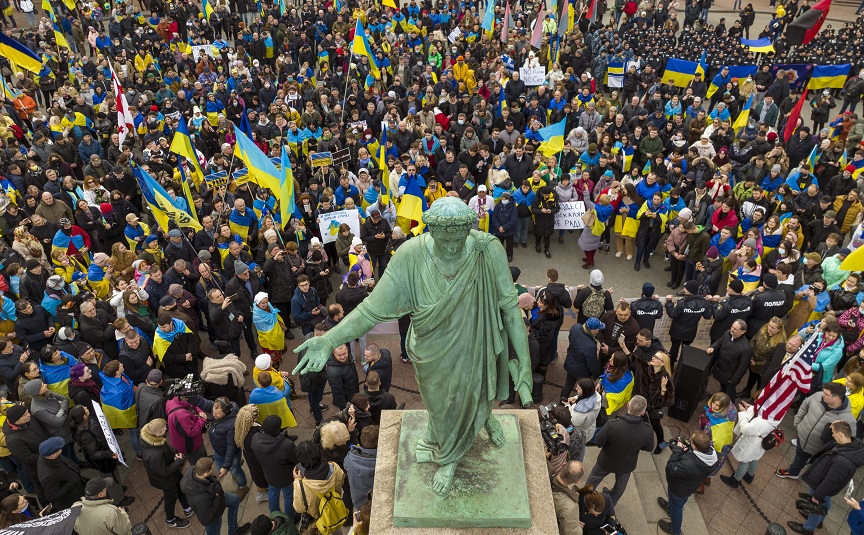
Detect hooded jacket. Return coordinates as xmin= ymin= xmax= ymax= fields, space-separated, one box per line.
xmin=802 ymin=434 xmax=864 ymax=501
xmin=344 ymin=445 xmax=377 ymax=507
xmin=250 ymin=428 xmax=298 ymax=489
xmin=180 ymin=467 xmax=225 ymax=526
xmin=30 ymin=392 xmax=72 ymax=443
xmin=140 ymin=424 xmax=185 ymax=490
xmin=38 ymin=454 xmax=85 ymax=510
xmin=363 ymin=389 xmax=397 ymax=425
xmin=166 ymin=397 xmax=206 ymax=455
xmin=292 ymin=462 xmax=346 ymax=517
xmin=193 ymin=396 xmax=240 ymax=469
xmin=564 ymin=324 xmax=601 ymax=379
xmin=326 ymin=354 xmax=360 ymax=410
xmin=665 ymin=442 xmax=719 ymax=496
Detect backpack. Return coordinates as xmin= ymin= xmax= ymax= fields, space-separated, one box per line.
xmin=299 ymin=478 xmax=350 ymax=535
xmin=761 ymin=428 xmax=785 ymax=451
xmin=582 ymin=288 xmax=606 ymax=319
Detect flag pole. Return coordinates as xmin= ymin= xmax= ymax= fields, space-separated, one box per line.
xmin=339 ymin=56 xmax=355 ymax=126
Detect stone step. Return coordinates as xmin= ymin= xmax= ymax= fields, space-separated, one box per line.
xmin=581 ymin=446 xmax=653 ymax=535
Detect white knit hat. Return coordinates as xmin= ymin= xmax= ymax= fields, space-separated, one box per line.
xmin=255 ymin=354 xmax=271 ymax=370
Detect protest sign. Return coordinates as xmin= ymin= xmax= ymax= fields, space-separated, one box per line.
xmin=91 ymin=401 xmax=127 ymax=467
xmin=519 ymin=66 xmax=546 ymax=86
xmin=553 ymin=201 xmax=586 ymax=230
xmin=191 ymin=45 xmax=215 ymax=61
xmin=5 ymin=505 xmax=81 ymax=535
xmin=318 ymin=209 xmax=361 ymax=244
xmin=310 ymin=152 xmax=333 ymax=167
xmin=332 ymin=147 xmax=352 ymax=165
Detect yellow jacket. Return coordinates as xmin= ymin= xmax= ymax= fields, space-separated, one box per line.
xmin=134 ymin=53 xmax=154 ymax=73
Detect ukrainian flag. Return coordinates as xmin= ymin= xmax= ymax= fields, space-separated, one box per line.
xmin=178 ymin=165 xmax=198 ymax=222
xmin=807 ymin=145 xmax=820 ymax=170
xmin=51 ymin=229 xmax=86 ymax=258
xmin=808 ymin=64 xmax=851 ymax=90
xmin=383 ymin=0 xmax=397 ymax=7
xmin=203 ymin=0 xmax=214 ymax=20
xmin=606 ymin=61 xmax=625 ymax=88
xmin=250 ymin=386 xmax=297 ymax=427
xmin=39 ymin=352 xmax=78 ymax=398
xmin=741 ymin=37 xmax=774 ymax=53
xmin=733 ymin=94 xmax=754 ymax=131
xmin=600 ymin=369 xmax=633 ymax=415
xmin=0 ymin=76 xmax=21 ymax=101
xmin=728 ymin=65 xmax=758 ymax=82
xmin=144 ymin=167 xmax=202 ymax=231
xmin=0 ymin=34 xmax=43 ymax=74
xmin=536 ymin=118 xmax=566 ymax=158
xmin=279 ymin=145 xmax=296 ymax=229
xmin=132 ymin=166 xmax=170 ymax=232
xmin=234 ymin=127 xmax=282 ymax=195
xmin=696 ymin=50 xmax=708 ymax=78
xmin=253 ymin=304 xmax=285 ymax=352
xmin=839 ymin=150 xmax=848 ymax=169
xmin=352 ymin=20 xmax=380 ymax=79
xmin=481 ymin=0 xmax=496 ymax=32
xmin=622 ymin=146 xmax=634 ymax=173
xmin=642 ymin=161 xmax=652 ymax=176
xmin=850 ymin=158 xmax=864 ymax=180
xmin=169 ymin=119 xmax=205 ymax=185
xmin=704 ymin=408 xmax=735 ymax=452
xmin=397 ymin=173 xmax=428 ymax=236
xmin=153 ymin=318 xmax=192 ymax=363
xmin=663 ymin=58 xmax=699 ymax=88
xmin=99 ymin=373 xmax=137 ymax=429
xmin=228 ymin=208 xmax=257 ymax=242
xmin=733 ymin=265 xmax=762 ymax=294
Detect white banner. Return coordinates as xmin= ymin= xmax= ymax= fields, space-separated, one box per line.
xmin=553 ymin=201 xmax=586 ymax=230
xmin=91 ymin=401 xmax=128 ymax=467
xmin=448 ymin=27 xmax=462 ymax=43
xmin=318 ymin=209 xmax=361 ymax=244
xmin=519 ymin=66 xmax=546 ymax=86
xmin=191 ymin=44 xmax=215 ymax=61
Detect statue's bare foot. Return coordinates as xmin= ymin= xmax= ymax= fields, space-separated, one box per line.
xmin=485 ymin=414 xmax=505 ymax=447
xmin=432 ymin=462 xmax=458 ymax=495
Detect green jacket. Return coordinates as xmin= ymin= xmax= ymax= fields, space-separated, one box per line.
xmin=822 ymin=254 xmax=851 ymax=289
xmin=269 ymin=510 xmax=301 ymax=535
xmin=73 ymin=497 xmax=132 ymax=535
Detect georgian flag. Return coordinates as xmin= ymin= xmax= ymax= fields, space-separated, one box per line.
xmin=110 ymin=65 xmax=134 ymax=146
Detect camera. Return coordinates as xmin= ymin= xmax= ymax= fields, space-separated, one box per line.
xmin=538 ymin=402 xmax=568 ymax=456
xmin=166 ymin=374 xmax=204 ymax=398
xmin=672 ymin=437 xmax=691 ymax=451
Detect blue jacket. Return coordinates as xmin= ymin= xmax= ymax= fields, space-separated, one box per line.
xmin=291 ymin=286 xmax=321 ymax=327
xmin=78 ymin=139 xmax=103 ymax=162
xmin=636 ymin=179 xmax=660 ymax=201
xmin=564 ymin=324 xmax=600 ymax=379
xmin=849 ymin=505 xmax=864 ymax=535
xmin=192 ymin=397 xmax=240 ymax=468
xmin=490 ymin=200 xmax=518 ymax=236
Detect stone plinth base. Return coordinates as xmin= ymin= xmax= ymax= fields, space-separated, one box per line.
xmin=370 ymin=409 xmax=558 ymax=534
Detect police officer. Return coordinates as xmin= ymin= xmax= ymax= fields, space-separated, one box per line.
xmin=749 ymin=274 xmax=790 ymax=338
xmin=665 ymin=280 xmax=712 ymax=365
xmin=708 ymin=279 xmax=752 ymax=343
xmin=631 ymin=283 xmax=664 ymax=332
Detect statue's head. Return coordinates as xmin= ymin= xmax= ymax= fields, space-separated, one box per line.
xmin=422 ymin=197 xmax=477 ymax=257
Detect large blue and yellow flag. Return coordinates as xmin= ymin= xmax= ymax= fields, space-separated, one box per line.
xmin=279 ymin=145 xmax=296 ymax=229
xmin=0 ymin=76 xmax=21 ymax=101
xmin=203 ymin=0 xmax=214 ymax=20
xmin=663 ymin=58 xmax=699 ymax=88
xmin=252 ymin=303 xmax=285 ymax=352
xmin=733 ymin=94 xmax=754 ymax=131
xmin=696 ymin=50 xmax=707 ymax=78
xmin=397 ymin=173 xmax=428 ymax=236
xmin=600 ymin=369 xmax=633 ymax=415
xmin=177 ymin=164 xmax=198 ymax=222
xmin=0 ymin=34 xmax=43 ymax=74
xmin=169 ymin=118 xmax=205 ymax=185
xmin=228 ymin=205 xmax=258 ymax=240
xmin=234 ymin=126 xmax=282 ymax=195
xmin=622 ymin=146 xmax=634 ymax=173
xmin=481 ymin=0 xmax=496 ymax=33
xmin=741 ymin=37 xmax=774 ymax=53
xmin=536 ymin=118 xmax=566 ymax=158
xmin=808 ymin=64 xmax=851 ymax=90
xmin=249 ymin=385 xmax=297 ymax=427
xmin=134 ymin=165 xmax=202 ymax=231
xmin=707 ymin=65 xmax=758 ymax=99
xmin=352 ymin=20 xmax=381 ymax=79
xmin=39 ymin=352 xmax=78 ymax=398
xmin=99 ymin=373 xmax=137 ymax=429
xmin=153 ymin=318 xmax=192 ymax=363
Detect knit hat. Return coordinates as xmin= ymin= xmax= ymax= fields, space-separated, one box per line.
xmin=262 ymin=414 xmax=282 ymax=436
xmin=85 ymin=477 xmax=110 ymax=498
xmin=25 ymin=259 xmax=40 ymax=271
xmin=589 ymin=269 xmax=604 ymax=286
xmin=684 ymin=280 xmax=699 ymax=295
xmin=147 ymin=369 xmax=163 ymax=384
xmin=772 ymin=164 xmax=782 ymax=173
xmin=255 ymin=354 xmax=272 ymax=371
xmin=642 ymin=283 xmax=655 ymax=297
xmin=93 ymin=253 xmax=109 ymax=265
xmin=6 ymin=404 xmax=26 ymax=424
xmin=517 ymin=293 xmax=535 ymax=309
xmin=678 ymin=208 xmax=692 ymax=221
xmin=743 ymin=238 xmax=758 ymax=249
xmin=38 ymin=437 xmax=64 ymax=457
xmin=99 ymin=203 xmax=112 ymax=214
xmin=159 ymin=295 xmax=176 ymax=308
xmin=251 ymin=515 xmax=274 ymax=535
xmin=22 ymin=379 xmax=43 ymax=397
xmin=763 ymin=273 xmax=778 ymax=288
xmin=767 ymin=131 xmax=778 ymax=142
xmin=509 ymin=266 xmax=521 ymax=281
xmin=234 ymin=260 xmax=249 ymax=275
xmin=167 ymin=229 xmax=182 ymax=238
xmin=351 ymin=236 xmax=363 ymax=248
xmin=168 ymin=284 xmax=184 ymax=297
xmin=804 ymin=252 xmax=822 ymax=263
xmin=728 ymin=279 xmax=744 ymax=293
xmin=586 ymin=317 xmax=605 ymax=330
xmin=264 ymin=229 xmax=277 ymax=240
xmin=253 ymin=292 xmax=268 ymax=306
xmin=841 ymin=247 xmax=852 ymax=256
xmin=46 ymin=275 xmax=64 ymax=290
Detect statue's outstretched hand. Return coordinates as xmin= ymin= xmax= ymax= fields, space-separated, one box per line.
xmin=292 ymin=337 xmax=334 ymax=375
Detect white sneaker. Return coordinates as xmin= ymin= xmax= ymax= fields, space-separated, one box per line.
xmin=256 ymin=491 xmax=268 ymax=504
xmin=627 ymin=255 xmax=633 ymax=261
xmin=791 ymin=438 xmax=798 ymax=447
xmin=615 ymin=252 xmax=622 ymax=258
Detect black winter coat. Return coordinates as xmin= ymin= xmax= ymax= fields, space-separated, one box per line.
xmin=3 ymin=419 xmax=49 ymax=473
xmin=594 ymin=413 xmax=655 ymax=473
xmin=326 ymin=355 xmax=360 ymax=410
xmin=531 ymin=312 xmax=561 ymax=367
xmin=161 ymin=331 xmax=198 ymax=379
xmin=250 ymin=430 xmax=298 ymax=488
xmin=118 ymin=338 xmax=154 ymax=384
xmin=709 ymin=334 xmax=752 ymax=386
xmin=140 ymin=428 xmax=185 ymax=490
xmin=665 ymin=295 xmax=712 ymax=342
xmin=709 ymin=294 xmax=752 ymax=342
xmin=631 ymin=297 xmax=664 ymax=331
xmin=564 ymin=324 xmax=600 ymax=379
xmin=225 ymin=275 xmax=264 ymax=315
xmin=749 ymin=288 xmax=790 ymax=334
xmin=37 ymin=455 xmax=85 ymax=510
xmin=75 ymin=421 xmax=118 ymax=474
xmin=80 ymin=309 xmax=120 ymax=360
xmin=802 ymin=435 xmax=864 ymax=501
xmin=180 ymin=468 xmax=225 ymax=526
xmin=530 ymin=193 xmax=559 ymax=237
xmin=13 ymin=307 xmax=53 ymax=352
xmin=665 ymin=443 xmax=719 ymax=497
xmin=263 ymin=257 xmax=296 ymax=299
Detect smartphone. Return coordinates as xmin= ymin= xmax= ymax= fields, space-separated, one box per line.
xmin=39 ymin=504 xmax=52 ymax=516
xmin=227 ymin=294 xmax=238 ymax=301
xmin=601 ymin=525 xmax=618 ymax=535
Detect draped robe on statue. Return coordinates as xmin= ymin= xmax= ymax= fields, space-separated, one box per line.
xmin=351 ymin=230 xmax=518 ymax=466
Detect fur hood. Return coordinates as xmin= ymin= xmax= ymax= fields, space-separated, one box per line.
xmin=200 ymin=355 xmax=247 ymax=387
xmin=140 ymin=426 xmax=167 ymax=447
xmin=320 ymin=420 xmax=350 ymax=450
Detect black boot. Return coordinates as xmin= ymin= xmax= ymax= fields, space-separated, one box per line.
xmin=544 ymin=249 xmax=551 ymax=258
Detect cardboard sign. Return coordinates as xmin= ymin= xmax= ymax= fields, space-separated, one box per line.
xmin=553 ymin=201 xmax=586 ymax=230
xmin=310 ymin=152 xmax=333 ymax=167
xmin=519 ymin=66 xmax=546 ymax=86
xmin=318 ymin=209 xmax=361 ymax=244
xmin=91 ymin=401 xmax=127 ymax=467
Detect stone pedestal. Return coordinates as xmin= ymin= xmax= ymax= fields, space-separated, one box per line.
xmin=370 ymin=409 xmax=558 ymax=534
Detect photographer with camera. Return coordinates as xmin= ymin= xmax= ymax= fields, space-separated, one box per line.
xmin=189 ymin=395 xmax=250 ymax=499
xmin=166 ymin=380 xmax=210 ymax=465
xmin=208 ymin=288 xmax=246 ymax=357
xmin=656 ymin=432 xmax=719 ymax=535
xmin=541 ymin=404 xmax=573 ymax=476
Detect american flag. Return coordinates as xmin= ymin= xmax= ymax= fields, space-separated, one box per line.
xmin=755 ymin=333 xmax=820 ymax=422
xmin=110 ymin=64 xmax=134 ymax=147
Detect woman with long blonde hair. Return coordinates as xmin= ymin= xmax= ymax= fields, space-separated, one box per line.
xmin=234 ymin=405 xmax=269 ymax=505
xmin=643 ymin=352 xmax=675 ymax=453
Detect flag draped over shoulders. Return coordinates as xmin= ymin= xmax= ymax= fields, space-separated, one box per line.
xmin=99 ymin=372 xmax=137 ymax=429
xmin=253 ymin=304 xmax=285 ymax=351
xmin=153 ymin=318 xmax=191 ymax=363
xmin=39 ymin=352 xmax=78 ymax=398
xmin=250 ymin=385 xmax=297 ymax=427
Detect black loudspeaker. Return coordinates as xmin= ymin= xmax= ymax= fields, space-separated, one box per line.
xmin=668 ymin=345 xmax=712 ymax=422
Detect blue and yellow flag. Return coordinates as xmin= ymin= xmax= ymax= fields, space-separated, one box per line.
xmin=662 ymin=58 xmax=699 ymax=88
xmin=622 ymin=146 xmax=634 ymax=173
xmin=253 ymin=303 xmax=285 ymax=352
xmin=481 ymin=0 xmax=496 ymax=32
xmin=153 ymin=318 xmax=192 ymax=363
xmin=0 ymin=34 xmax=42 ymax=74
xmin=352 ymin=20 xmax=381 ymax=79
xmin=228 ymin=206 xmax=257 ymax=241
xmin=839 ymin=150 xmax=848 ymax=169
xmin=741 ymin=37 xmax=774 ymax=53
xmin=203 ymin=0 xmax=214 ymax=20
xmin=733 ymin=94 xmax=754 ymax=131
xmin=537 ymin=118 xmax=566 ymax=158
xmin=234 ymin=126 xmax=282 ymax=195
xmin=807 ymin=145 xmax=820 ymax=170
xmin=169 ymin=118 xmax=205 ymax=185
xmin=279 ymin=145 xmax=297 ymax=229
xmin=99 ymin=373 xmax=137 ymax=429
xmin=600 ymin=369 xmax=633 ymax=415
xmin=178 ymin=164 xmax=198 ymax=222
xmin=808 ymin=64 xmax=851 ymax=90
xmin=250 ymin=386 xmax=297 ymax=427
xmin=696 ymin=50 xmax=707 ymax=78
xmin=642 ymin=161 xmax=652 ymax=176
xmin=135 ymin=165 xmax=202 ymax=231
xmin=397 ymin=173 xmax=428 ymax=236
xmin=39 ymin=352 xmax=78 ymax=398
xmin=0 ymin=76 xmax=22 ymax=101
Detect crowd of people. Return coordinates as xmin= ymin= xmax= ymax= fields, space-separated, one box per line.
xmin=0 ymin=0 xmax=863 ymax=532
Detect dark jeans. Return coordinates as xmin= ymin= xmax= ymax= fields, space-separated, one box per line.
xmin=667 ymin=489 xmax=689 ymax=535
xmin=498 ymin=234 xmax=514 ymax=257
xmin=669 ymin=338 xmax=692 ymax=365
xmin=535 ymin=234 xmax=551 ymax=250
xmin=205 ymin=491 xmax=241 ymax=535
xmin=586 ymin=464 xmax=631 ymax=507
xmin=308 ymin=384 xmax=325 ymax=425
xmin=241 ymin=315 xmax=258 ymax=354
xmin=369 ymin=253 xmax=388 ymax=279
xmin=646 ymin=413 xmax=664 ymax=446
xmin=164 ymin=482 xmax=190 ymax=522
xmin=398 ymin=314 xmax=411 ymax=361
xmin=685 ymin=260 xmax=697 ymax=282
xmin=670 ymin=257 xmax=686 ymax=286
xmin=787 ymin=443 xmax=812 ymax=475
xmin=561 ymin=373 xmax=578 ymax=400
xmin=719 ymin=381 xmax=737 ymax=402
xmin=841 ymin=99 xmax=859 ymax=114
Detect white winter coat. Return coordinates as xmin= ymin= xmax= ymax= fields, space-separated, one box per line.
xmin=730 ymin=406 xmax=779 ymax=463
